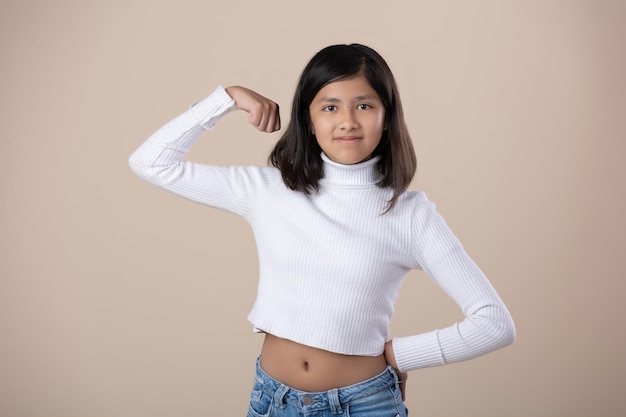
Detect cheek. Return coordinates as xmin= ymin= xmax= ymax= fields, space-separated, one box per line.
xmin=365 ymin=118 xmax=385 ymax=136
xmin=311 ymin=118 xmax=330 ymax=136
xmin=362 ymin=111 xmax=385 ymax=130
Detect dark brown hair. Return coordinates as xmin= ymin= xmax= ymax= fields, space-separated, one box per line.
xmin=269 ymin=44 xmax=416 ymax=212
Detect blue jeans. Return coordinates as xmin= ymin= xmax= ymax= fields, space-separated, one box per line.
xmin=247 ymin=357 xmax=408 ymax=417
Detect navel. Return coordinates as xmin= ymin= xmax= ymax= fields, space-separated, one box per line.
xmin=303 ymin=361 xmax=309 ymax=371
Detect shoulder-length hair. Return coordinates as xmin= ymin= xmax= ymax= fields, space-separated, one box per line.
xmin=269 ymin=43 xmax=416 ymax=212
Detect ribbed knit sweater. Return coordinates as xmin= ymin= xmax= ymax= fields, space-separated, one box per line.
xmin=128 ymin=86 xmax=515 ymax=373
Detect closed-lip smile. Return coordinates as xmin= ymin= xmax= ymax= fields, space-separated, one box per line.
xmin=334 ymin=136 xmax=362 ymax=142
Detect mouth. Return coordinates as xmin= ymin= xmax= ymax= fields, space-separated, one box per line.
xmin=334 ymin=136 xmax=362 ymax=143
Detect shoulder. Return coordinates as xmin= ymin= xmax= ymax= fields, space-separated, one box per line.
xmin=398 ymin=189 xmax=447 ymax=231
xmin=379 ymin=189 xmax=439 ymax=230
xmin=402 ymin=189 xmax=429 ymax=202
xmin=397 ymin=189 xmax=436 ymax=212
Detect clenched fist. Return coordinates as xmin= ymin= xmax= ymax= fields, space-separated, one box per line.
xmin=225 ymin=86 xmax=281 ymax=133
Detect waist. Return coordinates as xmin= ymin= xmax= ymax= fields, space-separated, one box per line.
xmin=259 ymin=333 xmax=388 ymax=392
xmin=254 ymin=355 xmax=399 ymax=408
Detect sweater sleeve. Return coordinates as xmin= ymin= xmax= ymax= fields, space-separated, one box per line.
xmin=392 ymin=192 xmax=516 ymax=373
xmin=128 ymin=86 xmax=259 ymax=217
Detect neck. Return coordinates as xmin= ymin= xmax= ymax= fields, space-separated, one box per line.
xmin=320 ymin=153 xmax=382 ymax=186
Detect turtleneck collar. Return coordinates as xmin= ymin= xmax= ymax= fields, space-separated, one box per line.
xmin=320 ymin=152 xmax=383 ymax=187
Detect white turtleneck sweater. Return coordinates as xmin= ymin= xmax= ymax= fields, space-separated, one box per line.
xmin=128 ymin=86 xmax=515 ymax=373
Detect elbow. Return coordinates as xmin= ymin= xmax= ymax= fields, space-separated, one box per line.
xmin=128 ymin=150 xmax=159 ymax=183
xmin=128 ymin=150 xmax=146 ymax=177
xmin=128 ymin=151 xmax=184 ymax=187
xmin=472 ymin=304 xmax=516 ymax=352
xmin=491 ymin=307 xmax=516 ymax=349
xmin=498 ymin=316 xmax=516 ymax=348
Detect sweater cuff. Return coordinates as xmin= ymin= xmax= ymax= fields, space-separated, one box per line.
xmin=189 ymin=85 xmax=236 ymax=130
xmin=392 ymin=331 xmax=446 ymax=373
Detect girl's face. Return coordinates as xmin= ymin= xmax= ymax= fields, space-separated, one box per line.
xmin=309 ymin=75 xmax=385 ymax=165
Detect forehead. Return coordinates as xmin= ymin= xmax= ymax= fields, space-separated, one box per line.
xmin=312 ymin=76 xmax=380 ymax=102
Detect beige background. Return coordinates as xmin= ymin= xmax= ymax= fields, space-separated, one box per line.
xmin=1 ymin=0 xmax=625 ymax=416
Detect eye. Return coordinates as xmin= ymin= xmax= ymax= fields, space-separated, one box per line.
xmin=357 ymin=103 xmax=372 ymax=110
xmin=322 ymin=105 xmax=337 ymax=112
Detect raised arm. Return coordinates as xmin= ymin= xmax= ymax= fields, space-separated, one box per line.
xmin=128 ymin=85 xmax=280 ymax=215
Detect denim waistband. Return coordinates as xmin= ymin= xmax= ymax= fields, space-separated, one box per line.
xmin=253 ymin=356 xmax=400 ymax=413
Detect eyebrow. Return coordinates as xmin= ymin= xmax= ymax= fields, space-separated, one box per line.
xmin=315 ymin=95 xmax=380 ymax=103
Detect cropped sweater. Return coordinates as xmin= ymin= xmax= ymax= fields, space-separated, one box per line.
xmin=128 ymin=86 xmax=516 ymax=373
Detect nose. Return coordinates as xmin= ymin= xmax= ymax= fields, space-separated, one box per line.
xmin=339 ymin=108 xmax=359 ymax=130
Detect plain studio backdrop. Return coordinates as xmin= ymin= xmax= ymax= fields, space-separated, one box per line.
xmin=1 ymin=1 xmax=624 ymax=416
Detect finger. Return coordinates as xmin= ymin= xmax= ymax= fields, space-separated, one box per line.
xmin=252 ymin=109 xmax=270 ymax=132
xmin=272 ymin=107 xmax=281 ymax=132
xmin=263 ymin=101 xmax=277 ymax=131
xmin=260 ymin=103 xmax=279 ymax=133
xmin=260 ymin=102 xmax=277 ymax=132
xmin=266 ymin=109 xmax=280 ymax=133
xmin=248 ymin=110 xmax=262 ymax=129
xmin=257 ymin=108 xmax=270 ymax=132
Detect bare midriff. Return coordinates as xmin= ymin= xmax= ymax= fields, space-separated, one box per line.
xmin=259 ymin=333 xmax=388 ymax=392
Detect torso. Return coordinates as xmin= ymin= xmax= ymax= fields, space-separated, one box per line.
xmin=259 ymin=333 xmax=388 ymax=392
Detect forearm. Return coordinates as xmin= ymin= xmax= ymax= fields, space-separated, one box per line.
xmin=128 ymin=85 xmax=235 ymax=185
xmin=391 ymin=302 xmax=515 ymax=373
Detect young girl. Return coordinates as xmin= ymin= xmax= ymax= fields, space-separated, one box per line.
xmin=129 ymin=44 xmax=515 ymax=417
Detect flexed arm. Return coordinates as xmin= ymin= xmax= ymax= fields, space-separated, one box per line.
xmin=128 ymin=85 xmax=280 ymax=216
